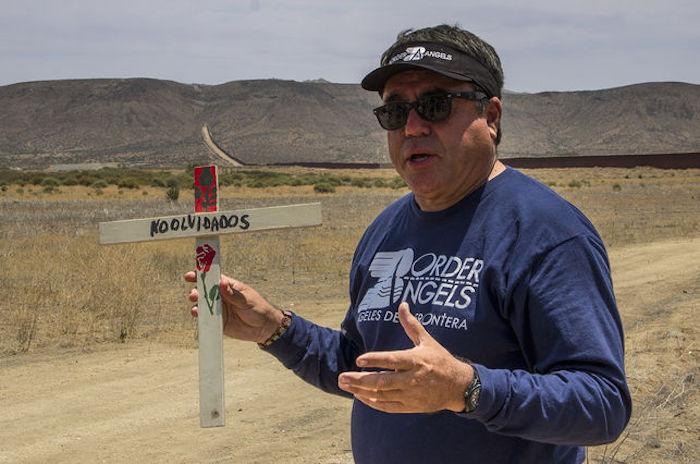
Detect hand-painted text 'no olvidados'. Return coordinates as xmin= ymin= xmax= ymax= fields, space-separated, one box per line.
xmin=150 ymin=213 xmax=250 ymax=237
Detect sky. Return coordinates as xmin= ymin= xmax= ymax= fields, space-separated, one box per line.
xmin=1 ymin=0 xmax=698 ymax=93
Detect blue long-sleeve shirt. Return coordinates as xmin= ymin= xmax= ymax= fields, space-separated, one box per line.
xmin=266 ymin=168 xmax=631 ymax=463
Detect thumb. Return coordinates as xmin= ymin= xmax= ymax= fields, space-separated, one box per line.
xmin=220 ymin=276 xmax=247 ymax=305
xmin=397 ymin=301 xmax=430 ymax=346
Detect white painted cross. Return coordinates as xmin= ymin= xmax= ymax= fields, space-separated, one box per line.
xmin=99 ymin=165 xmax=322 ymax=427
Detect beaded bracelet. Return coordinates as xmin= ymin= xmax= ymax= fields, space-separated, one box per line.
xmin=258 ymin=311 xmax=292 ymax=348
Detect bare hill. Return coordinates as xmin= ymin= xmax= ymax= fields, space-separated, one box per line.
xmin=0 ymin=78 xmax=697 ymax=169
xmin=500 ymin=82 xmax=700 ymax=156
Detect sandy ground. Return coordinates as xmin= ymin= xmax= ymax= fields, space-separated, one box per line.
xmin=1 ymin=237 xmax=698 ymax=463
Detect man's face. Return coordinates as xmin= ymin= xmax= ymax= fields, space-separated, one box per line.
xmin=382 ymin=70 xmax=501 ymax=211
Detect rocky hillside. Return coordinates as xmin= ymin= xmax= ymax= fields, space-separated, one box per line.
xmin=0 ymin=78 xmax=697 ymax=169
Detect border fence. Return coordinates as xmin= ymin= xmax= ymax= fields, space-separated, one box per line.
xmin=270 ymin=153 xmax=700 ymax=170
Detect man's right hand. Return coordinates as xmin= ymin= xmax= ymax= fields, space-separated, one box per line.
xmin=185 ymin=271 xmax=286 ymax=344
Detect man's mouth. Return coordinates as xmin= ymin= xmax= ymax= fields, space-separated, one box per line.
xmin=408 ymin=153 xmax=433 ymax=163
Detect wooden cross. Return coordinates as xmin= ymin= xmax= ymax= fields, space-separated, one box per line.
xmin=99 ymin=165 xmax=322 ymax=427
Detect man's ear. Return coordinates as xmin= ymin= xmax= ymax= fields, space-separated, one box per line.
xmin=485 ymin=97 xmax=502 ymax=141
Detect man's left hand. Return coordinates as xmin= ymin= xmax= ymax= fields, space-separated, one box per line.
xmin=338 ymin=302 xmax=473 ymax=413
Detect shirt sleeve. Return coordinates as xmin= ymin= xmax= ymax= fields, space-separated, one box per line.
xmin=467 ymin=235 xmax=632 ymax=446
xmin=262 ymin=310 xmax=362 ymax=397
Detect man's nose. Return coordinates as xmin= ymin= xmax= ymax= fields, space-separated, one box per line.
xmin=403 ymin=107 xmax=431 ymax=136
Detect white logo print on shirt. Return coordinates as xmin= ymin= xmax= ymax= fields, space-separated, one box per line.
xmin=358 ymin=248 xmax=483 ymax=311
xmin=357 ymin=249 xmax=414 ymax=311
xmin=356 ymin=249 xmax=483 ymax=330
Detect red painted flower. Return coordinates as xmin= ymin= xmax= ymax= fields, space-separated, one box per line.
xmin=196 ymin=244 xmax=216 ymax=273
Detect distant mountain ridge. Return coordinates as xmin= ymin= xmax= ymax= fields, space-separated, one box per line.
xmin=0 ymin=78 xmax=698 ymax=169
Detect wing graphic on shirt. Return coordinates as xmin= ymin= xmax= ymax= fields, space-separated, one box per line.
xmin=357 ymin=248 xmax=414 ymax=311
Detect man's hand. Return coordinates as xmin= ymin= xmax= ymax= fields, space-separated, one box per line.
xmin=185 ymin=271 xmax=285 ymax=344
xmin=338 ymin=302 xmax=473 ymax=413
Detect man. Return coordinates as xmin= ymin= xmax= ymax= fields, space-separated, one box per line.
xmin=186 ymin=24 xmax=631 ymax=463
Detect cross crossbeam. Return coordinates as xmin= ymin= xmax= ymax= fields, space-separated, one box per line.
xmin=99 ymin=203 xmax=322 ymax=245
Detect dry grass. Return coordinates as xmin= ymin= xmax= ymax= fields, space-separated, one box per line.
xmin=0 ymin=166 xmax=698 ymax=463
xmin=0 ymin=178 xmax=401 ymax=353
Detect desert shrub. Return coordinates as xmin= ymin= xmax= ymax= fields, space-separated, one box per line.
xmin=0 ymin=167 xmax=412 ymax=194
xmin=297 ymin=174 xmax=325 ymax=186
xmin=205 ymin=168 xmax=410 ymax=191
xmin=218 ymin=171 xmax=246 ymax=186
xmin=350 ymin=177 xmax=372 ymax=188
xmin=166 ymin=177 xmax=180 ymax=201
xmin=40 ymin=178 xmax=60 ymax=193
xmin=325 ymin=176 xmax=343 ymax=186
xmin=77 ymin=173 xmax=97 ymax=186
xmin=61 ymin=175 xmax=79 ymax=186
xmin=166 ymin=188 xmax=179 ymax=201
xmin=29 ymin=173 xmax=45 ymax=185
xmin=244 ymin=171 xmax=294 ymax=188
xmin=91 ymin=180 xmax=108 ymax=189
xmin=613 ymin=183 xmax=622 ymax=191
xmin=118 ymin=178 xmax=139 ymax=189
xmin=313 ymin=182 xmax=336 ymax=193
xmin=40 ymin=177 xmax=60 ymax=187
xmin=568 ymin=180 xmax=582 ymax=188
xmin=390 ymin=176 xmax=406 ymax=189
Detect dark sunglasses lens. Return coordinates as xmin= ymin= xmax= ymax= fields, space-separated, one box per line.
xmin=418 ymin=95 xmax=451 ymax=122
xmin=376 ymin=103 xmax=409 ymax=130
xmin=375 ymin=94 xmax=455 ymax=130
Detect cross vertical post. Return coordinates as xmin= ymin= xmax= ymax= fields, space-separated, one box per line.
xmin=193 ymin=165 xmax=225 ymax=427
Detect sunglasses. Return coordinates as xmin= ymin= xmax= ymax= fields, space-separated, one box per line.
xmin=373 ymin=91 xmax=488 ymax=131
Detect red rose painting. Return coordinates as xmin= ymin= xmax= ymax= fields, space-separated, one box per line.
xmin=196 ymin=243 xmax=220 ymax=315
xmin=196 ymin=244 xmax=216 ymax=273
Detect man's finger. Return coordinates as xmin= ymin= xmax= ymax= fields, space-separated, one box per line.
xmin=339 ymin=370 xmax=412 ymax=393
xmin=184 ymin=271 xmax=197 ymax=283
xmin=355 ymin=350 xmax=416 ymax=371
xmin=397 ymin=302 xmax=430 ymax=346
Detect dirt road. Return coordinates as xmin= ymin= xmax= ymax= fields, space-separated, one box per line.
xmin=1 ymin=238 xmax=697 ymax=463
